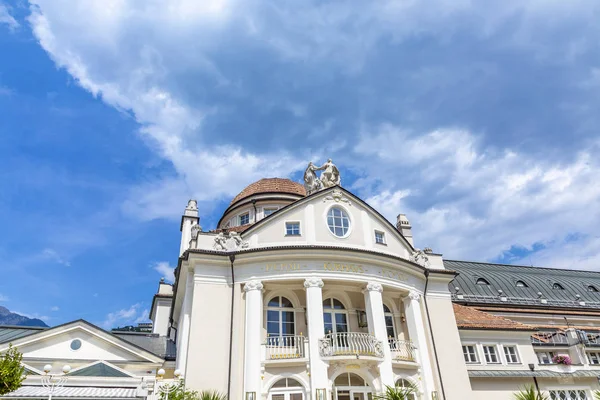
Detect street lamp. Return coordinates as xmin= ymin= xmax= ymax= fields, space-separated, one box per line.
xmin=41 ymin=364 xmax=71 ymax=400
xmin=156 ymin=369 xmax=183 ymax=398
xmin=528 ymin=363 xmax=541 ymax=398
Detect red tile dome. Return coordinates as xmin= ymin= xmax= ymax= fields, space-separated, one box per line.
xmin=230 ymin=178 xmax=306 ymax=205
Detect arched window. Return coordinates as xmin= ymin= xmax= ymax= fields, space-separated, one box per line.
xmin=267 ymin=296 xmax=295 ymax=340
xmin=383 ymin=304 xmax=396 ymax=339
xmin=395 ymin=379 xmax=417 ymax=400
xmin=334 ymin=373 xmax=369 ymax=387
xmin=323 ymin=298 xmax=348 ymax=335
xmin=476 ymin=278 xmax=490 ymax=285
xmin=553 ymin=283 xmax=565 ymax=290
xmin=588 ymin=285 xmax=599 ymax=292
xmin=333 ymin=373 xmax=371 ymax=398
xmin=269 ymin=377 xmax=304 ymax=400
xmin=516 ymin=280 xmax=528 ymax=288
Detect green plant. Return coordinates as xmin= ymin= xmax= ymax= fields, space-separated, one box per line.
xmin=373 ymin=384 xmax=417 ymax=400
xmin=593 ymin=390 xmax=600 ymax=400
xmin=513 ymin=385 xmax=548 ymax=400
xmin=0 ymin=344 xmax=26 ymax=396
xmin=158 ymin=383 xmax=226 ymax=400
xmin=198 ymin=391 xmax=227 ymax=400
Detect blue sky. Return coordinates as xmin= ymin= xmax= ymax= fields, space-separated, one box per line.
xmin=1 ymin=0 xmax=600 ymax=328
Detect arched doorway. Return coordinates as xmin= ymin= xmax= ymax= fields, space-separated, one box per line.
xmin=268 ymin=377 xmax=305 ymax=400
xmin=333 ymin=373 xmax=373 ymax=400
xmin=395 ymin=378 xmax=418 ymax=400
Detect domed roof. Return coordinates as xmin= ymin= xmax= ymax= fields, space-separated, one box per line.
xmin=230 ymin=178 xmax=306 ymax=205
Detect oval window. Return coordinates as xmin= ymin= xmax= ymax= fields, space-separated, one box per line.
xmin=70 ymin=339 xmax=82 ymax=351
xmin=327 ymin=207 xmax=350 ymax=237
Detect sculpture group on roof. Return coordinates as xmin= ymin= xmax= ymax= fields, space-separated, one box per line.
xmin=303 ymin=159 xmax=341 ymax=195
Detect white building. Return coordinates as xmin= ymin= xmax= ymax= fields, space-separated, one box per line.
xmin=3 ymin=160 xmax=600 ymax=400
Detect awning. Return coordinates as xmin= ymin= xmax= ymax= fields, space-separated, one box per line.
xmin=468 ymin=370 xmax=600 ymax=378
xmin=2 ymin=386 xmax=142 ymax=399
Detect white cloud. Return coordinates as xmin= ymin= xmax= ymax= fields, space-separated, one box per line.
xmin=50 ymin=306 xmax=59 ymax=311
xmin=359 ymin=125 xmax=600 ymax=268
xmin=102 ymin=303 xmax=145 ymax=329
xmin=41 ymin=248 xmax=71 ymax=267
xmin=0 ymin=4 xmax=19 ymax=31
xmin=152 ymin=261 xmax=175 ymax=283
xmin=0 ymin=294 xmax=8 ymax=302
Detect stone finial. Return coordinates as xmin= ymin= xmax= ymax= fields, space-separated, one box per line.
xmin=191 ymin=223 xmax=202 ymax=239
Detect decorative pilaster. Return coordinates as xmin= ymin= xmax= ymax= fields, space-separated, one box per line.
xmin=243 ymin=280 xmax=263 ymax=397
xmin=304 ymin=278 xmax=329 ymax=399
xmin=177 ymin=272 xmax=194 ymax=373
xmin=403 ymin=291 xmax=435 ymax=398
xmin=363 ymin=282 xmax=394 ymax=388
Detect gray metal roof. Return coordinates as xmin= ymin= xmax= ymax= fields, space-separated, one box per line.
xmin=0 ymin=326 xmax=47 ymax=344
xmin=446 ymin=260 xmax=600 ymax=310
xmin=70 ymin=363 xmax=131 ymax=378
xmin=113 ymin=332 xmax=176 ymax=360
xmin=468 ymin=369 xmax=600 ymax=378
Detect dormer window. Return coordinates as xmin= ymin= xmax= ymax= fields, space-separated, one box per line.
xmin=553 ymin=283 xmax=565 ymax=290
xmin=589 ymin=285 xmax=599 ymax=292
xmin=516 ymin=280 xmax=528 ymax=288
xmin=476 ymin=278 xmax=490 ymax=285
xmin=263 ymin=208 xmax=277 ymax=217
xmin=239 ymin=213 xmax=250 ymax=225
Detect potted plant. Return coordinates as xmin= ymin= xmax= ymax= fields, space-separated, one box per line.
xmin=552 ymin=354 xmax=572 ymax=365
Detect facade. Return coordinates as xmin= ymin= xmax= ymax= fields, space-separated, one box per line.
xmin=2 ymin=160 xmax=600 ymax=400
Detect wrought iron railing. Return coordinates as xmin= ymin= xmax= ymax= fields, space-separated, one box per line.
xmin=389 ymin=339 xmax=416 ymax=362
xmin=531 ymin=332 xmax=571 ymax=346
xmin=265 ymin=335 xmax=306 ymax=360
xmin=319 ymin=332 xmax=383 ymax=358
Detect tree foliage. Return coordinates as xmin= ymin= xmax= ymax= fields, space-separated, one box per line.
xmin=0 ymin=345 xmax=26 ymax=396
xmin=513 ymin=385 xmax=548 ymax=400
xmin=158 ymin=381 xmax=226 ymax=400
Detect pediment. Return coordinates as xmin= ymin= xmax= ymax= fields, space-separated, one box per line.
xmin=0 ymin=320 xmax=163 ymax=364
xmin=243 ymin=186 xmax=415 ymax=259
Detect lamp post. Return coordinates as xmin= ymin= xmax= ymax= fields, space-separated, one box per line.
xmin=41 ymin=364 xmax=71 ymax=400
xmin=156 ymin=369 xmax=183 ymax=399
xmin=528 ymin=363 xmax=541 ymax=398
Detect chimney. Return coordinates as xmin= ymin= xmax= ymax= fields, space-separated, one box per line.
xmin=150 ymin=278 xmax=173 ymax=337
xmin=180 ymin=200 xmax=200 ymax=256
xmin=396 ymin=214 xmax=413 ymax=246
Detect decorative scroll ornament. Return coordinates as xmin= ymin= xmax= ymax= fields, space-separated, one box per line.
xmin=410 ymin=248 xmax=430 ymax=268
xmin=304 ymin=159 xmax=341 ymax=195
xmin=319 ymin=337 xmax=332 ymax=357
xmin=213 ymin=231 xmax=249 ymax=251
xmin=322 ymin=189 xmax=351 ymax=206
xmin=408 ymin=291 xmax=421 ymax=301
xmin=244 ymin=280 xmax=264 ymax=292
xmin=191 ymin=223 xmax=202 ymax=240
xmin=304 ymin=277 xmax=324 ymax=288
xmin=365 ymin=282 xmax=383 ymax=293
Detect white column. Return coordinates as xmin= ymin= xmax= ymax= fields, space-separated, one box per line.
xmin=243 ymin=280 xmax=264 ymax=397
xmin=304 ymin=278 xmax=329 ymax=400
xmin=403 ymin=291 xmax=435 ymax=398
xmin=363 ymin=282 xmax=394 ymax=389
xmin=177 ymin=271 xmax=194 ymax=373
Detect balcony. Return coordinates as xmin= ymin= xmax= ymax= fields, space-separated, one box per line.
xmin=319 ymin=332 xmax=384 ymax=358
xmin=263 ymin=335 xmax=307 ymax=361
xmin=531 ymin=332 xmax=571 ymax=346
xmin=390 ymin=339 xmax=416 ymax=362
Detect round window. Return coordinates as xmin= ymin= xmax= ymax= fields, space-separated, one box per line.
xmin=327 ymin=207 xmax=350 ymax=237
xmin=70 ymin=339 xmax=82 ymax=351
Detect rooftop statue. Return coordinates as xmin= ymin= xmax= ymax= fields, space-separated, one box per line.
xmin=304 ymin=159 xmax=341 ymax=195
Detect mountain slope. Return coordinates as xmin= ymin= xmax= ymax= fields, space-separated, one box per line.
xmin=0 ymin=306 xmax=48 ymax=327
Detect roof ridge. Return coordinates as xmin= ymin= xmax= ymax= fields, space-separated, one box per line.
xmin=444 ymin=259 xmax=600 ymax=275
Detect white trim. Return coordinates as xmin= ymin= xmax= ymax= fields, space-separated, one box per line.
xmin=481 ymin=343 xmax=502 ymax=365
xmin=461 ymin=343 xmax=480 ymax=364
xmin=501 ymin=343 xmax=521 ymax=364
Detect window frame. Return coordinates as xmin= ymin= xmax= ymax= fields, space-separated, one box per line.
xmin=285 ymin=221 xmax=301 ymax=236
xmin=502 ymin=344 xmax=521 ymax=364
xmin=325 ymin=206 xmax=352 ymax=238
xmin=476 ymin=278 xmax=490 ymax=285
xmin=239 ymin=212 xmax=250 ymax=226
xmin=265 ymin=296 xmax=296 ymax=338
xmin=536 ymin=351 xmax=556 ymax=365
xmin=374 ymin=230 xmax=386 ymax=245
xmin=263 ymin=207 xmax=278 ymax=218
xmin=587 ymin=351 xmax=600 ymax=365
xmin=482 ymin=344 xmax=501 ymax=364
xmin=462 ymin=344 xmax=479 ymax=364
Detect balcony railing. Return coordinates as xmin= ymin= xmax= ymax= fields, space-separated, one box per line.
xmin=319 ymin=332 xmax=384 ymax=358
xmin=390 ymin=339 xmax=416 ymax=362
xmin=264 ymin=335 xmax=306 ymax=360
xmin=531 ymin=332 xmax=571 ymax=346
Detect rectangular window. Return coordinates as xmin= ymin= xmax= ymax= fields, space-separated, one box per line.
xmin=239 ymin=213 xmax=250 ymax=225
xmin=264 ymin=208 xmax=277 ymax=217
xmin=549 ymin=390 xmax=588 ymax=400
xmin=462 ymin=345 xmax=478 ymax=363
xmin=503 ymin=345 xmax=520 ymax=364
xmin=375 ymin=231 xmax=386 ymax=244
xmin=483 ymin=345 xmax=500 ymax=364
xmin=588 ymin=352 xmax=600 ymax=365
xmin=537 ymin=351 xmax=556 ymax=364
xmin=285 ymin=222 xmax=300 ymax=236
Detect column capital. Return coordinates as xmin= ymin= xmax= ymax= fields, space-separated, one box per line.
xmin=365 ymin=282 xmax=383 ymax=293
xmin=304 ymin=277 xmax=324 ymax=288
xmin=243 ymin=280 xmax=263 ymax=292
xmin=405 ymin=291 xmax=421 ymax=301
